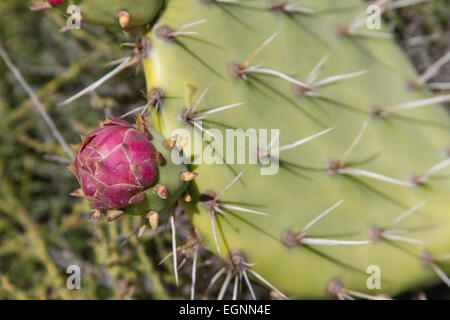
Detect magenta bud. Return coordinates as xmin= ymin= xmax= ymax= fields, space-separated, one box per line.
xmin=48 ymin=0 xmax=65 ymax=5
xmin=70 ymin=119 xmax=158 ymax=211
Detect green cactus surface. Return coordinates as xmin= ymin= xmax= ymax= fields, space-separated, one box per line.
xmin=139 ymin=0 xmax=450 ymax=298
xmin=68 ymin=0 xmax=164 ymax=29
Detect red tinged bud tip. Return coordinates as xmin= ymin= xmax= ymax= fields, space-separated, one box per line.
xmin=48 ymin=0 xmax=66 ymax=5
xmin=69 ymin=119 xmax=158 ymax=211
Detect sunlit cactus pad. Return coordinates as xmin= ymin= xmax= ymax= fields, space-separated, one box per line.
xmin=140 ymin=0 xmax=450 ymax=298
xmin=75 ymin=0 xmax=163 ymax=29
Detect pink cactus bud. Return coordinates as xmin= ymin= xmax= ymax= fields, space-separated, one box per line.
xmin=48 ymin=0 xmax=65 ymax=5
xmin=69 ymin=119 xmax=158 ymax=211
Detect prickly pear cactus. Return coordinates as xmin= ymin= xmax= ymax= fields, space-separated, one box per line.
xmin=138 ymin=0 xmax=450 ymax=299
xmin=53 ymin=0 xmax=450 ymax=299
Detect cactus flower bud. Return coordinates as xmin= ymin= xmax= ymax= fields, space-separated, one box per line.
xmin=48 ymin=0 xmax=65 ymax=5
xmin=69 ymin=119 xmax=158 ymax=211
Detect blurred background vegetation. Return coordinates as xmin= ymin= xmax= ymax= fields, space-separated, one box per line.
xmin=0 ymin=0 xmax=448 ymax=299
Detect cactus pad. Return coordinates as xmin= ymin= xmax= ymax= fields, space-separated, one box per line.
xmin=139 ymin=0 xmax=450 ymax=298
